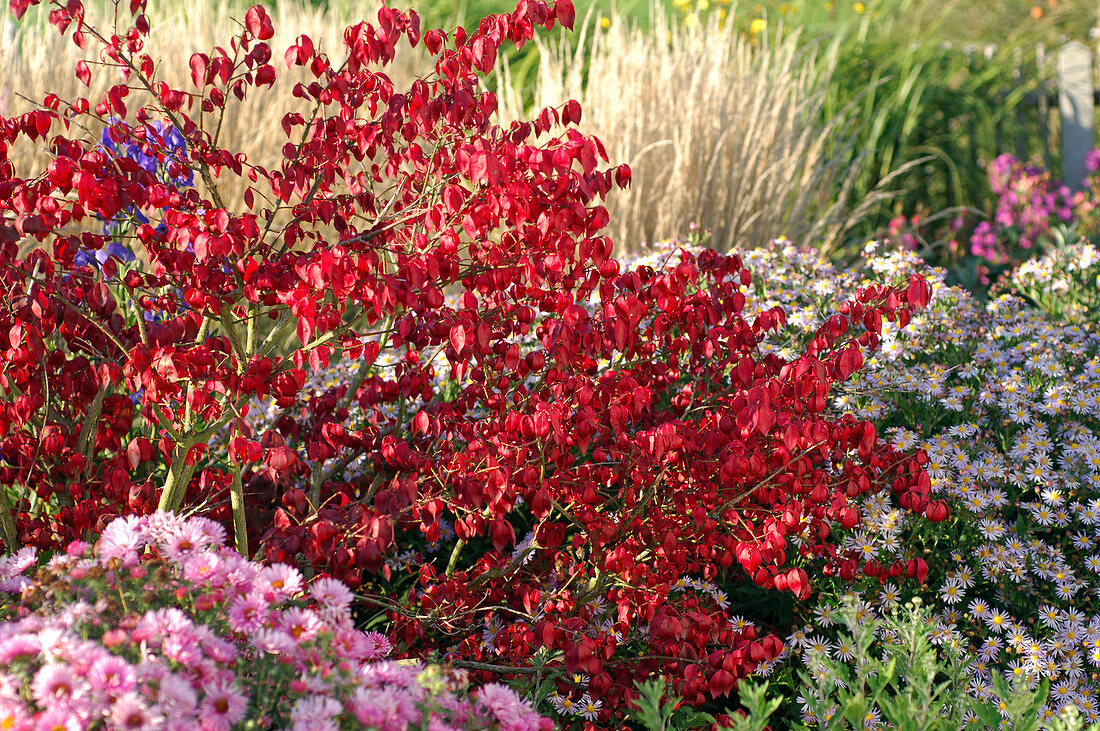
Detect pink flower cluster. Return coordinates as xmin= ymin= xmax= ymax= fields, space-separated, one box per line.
xmin=0 ymin=513 xmax=549 ymax=731
xmin=970 ymin=153 xmax=1089 ymax=266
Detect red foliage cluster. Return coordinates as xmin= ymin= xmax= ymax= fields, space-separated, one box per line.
xmin=0 ymin=0 xmax=941 ymax=724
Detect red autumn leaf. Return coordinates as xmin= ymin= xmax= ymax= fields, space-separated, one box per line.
xmin=555 ymin=0 xmax=575 ymax=29
xmin=189 ymin=53 xmax=208 ymax=88
xmin=907 ymin=274 xmax=931 ymax=309
xmin=74 ymin=60 xmax=90 ymax=86
xmin=449 ymin=324 xmax=466 ymax=354
xmin=835 ymin=346 xmax=863 ymax=380
xmin=245 ymin=4 xmax=274 ymax=40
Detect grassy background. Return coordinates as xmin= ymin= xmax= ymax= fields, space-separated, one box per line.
xmin=3 ymin=0 xmax=1098 ymax=258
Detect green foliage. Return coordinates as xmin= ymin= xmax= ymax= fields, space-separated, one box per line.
xmin=995 ymin=225 xmax=1100 ymax=324
xmin=627 ymin=676 xmax=781 ymax=731
xmin=628 ymin=596 xmax=1100 ymax=730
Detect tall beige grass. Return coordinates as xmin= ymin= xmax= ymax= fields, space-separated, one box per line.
xmin=495 ymin=7 xmax=898 ymax=256
xmin=1 ymin=0 xmax=432 ymax=213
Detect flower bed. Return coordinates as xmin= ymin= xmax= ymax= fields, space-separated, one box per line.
xmin=0 ymin=512 xmax=548 ymax=730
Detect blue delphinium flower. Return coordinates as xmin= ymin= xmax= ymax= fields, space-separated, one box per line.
xmin=100 ymin=118 xmax=193 ymax=187
xmin=84 ymin=118 xmax=194 ymax=269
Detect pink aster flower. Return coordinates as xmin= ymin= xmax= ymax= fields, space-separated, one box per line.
xmin=215 ymin=551 xmax=258 ymax=595
xmin=227 ymin=593 xmax=269 ymax=634
xmin=181 ymin=551 xmax=222 ymax=586
xmin=30 ymin=664 xmax=83 ymax=707
xmin=328 ymin=629 xmax=370 ymax=662
xmin=6 ymin=546 xmax=37 ymax=574
xmin=257 ymin=564 xmax=303 ymax=601
xmin=357 ymin=661 xmax=422 ymax=693
xmin=187 ymin=517 xmax=227 ymax=548
xmin=160 ymin=634 xmax=201 ymax=668
xmin=309 ymin=577 xmax=353 ymax=612
xmin=159 ymin=522 xmax=209 ymax=565
xmin=348 ymin=687 xmax=419 ymax=730
xmin=360 ymin=631 xmax=393 ymax=661
xmin=290 ymin=695 xmax=342 ymax=727
xmin=251 ymin=628 xmax=298 ymax=656
xmin=141 ymin=512 xmax=183 ymax=543
xmin=279 ymin=608 xmax=324 ymax=644
xmin=137 ymin=608 xmax=193 ymax=641
xmin=88 ymin=655 xmax=136 ymax=699
xmin=197 ymin=634 xmax=237 ymax=665
xmin=108 ymin=693 xmax=164 ymax=730
xmin=155 ymin=674 xmax=198 ymax=717
xmin=96 ymin=516 xmax=146 ymax=564
xmin=0 ymin=698 xmax=30 ymax=731
xmin=65 ymin=540 xmax=89 ymax=557
xmin=198 ymin=678 xmax=248 ymax=728
xmin=31 ymin=707 xmax=83 ymax=730
xmin=476 ymin=683 xmax=543 ymax=731
xmin=0 ymin=634 xmax=42 ymax=665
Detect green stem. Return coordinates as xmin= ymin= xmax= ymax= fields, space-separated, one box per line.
xmin=0 ymin=487 xmax=19 ymax=553
xmin=76 ymin=384 xmax=109 ymax=477
xmin=445 ymin=538 xmax=466 ymax=578
xmin=157 ymin=440 xmax=199 ymax=513
xmin=229 ymin=464 xmax=249 ymax=558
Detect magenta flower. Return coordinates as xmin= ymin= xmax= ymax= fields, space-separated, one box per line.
xmin=96 ymin=516 xmax=146 ymax=564
xmin=197 ymin=678 xmax=248 ymax=727
xmin=308 ymin=576 xmax=353 ymax=612
xmin=257 ymin=564 xmax=303 ymax=601
xmin=88 ymin=655 xmax=136 ymax=699
xmin=226 ymin=593 xmax=269 ymax=634
xmin=30 ymin=664 xmax=84 ymax=708
xmin=2 ymin=513 xmax=552 ymax=730
xmin=108 ymin=693 xmax=164 ymax=730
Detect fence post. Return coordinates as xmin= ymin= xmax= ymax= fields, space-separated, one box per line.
xmin=1058 ymin=41 xmax=1095 ymax=192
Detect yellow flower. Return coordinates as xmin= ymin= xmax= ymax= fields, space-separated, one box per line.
xmin=749 ymin=17 xmax=766 ymax=34
xmin=599 ymin=16 xmax=610 ymax=28
xmin=853 ymin=1 xmax=865 ymax=12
